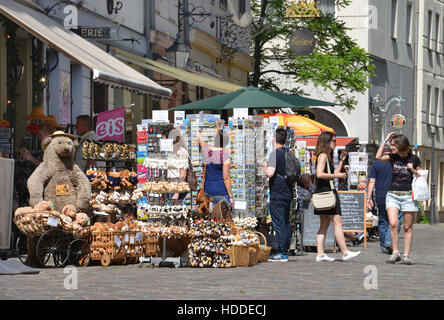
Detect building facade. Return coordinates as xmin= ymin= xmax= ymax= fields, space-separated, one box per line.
xmin=152 ymin=0 xmax=254 ymax=110
xmin=265 ymin=0 xmax=443 ymax=220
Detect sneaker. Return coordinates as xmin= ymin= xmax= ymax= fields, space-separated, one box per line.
xmin=386 ymin=252 xmax=401 ymax=264
xmin=268 ymin=253 xmax=288 ymax=262
xmin=316 ymin=254 xmax=335 ymax=262
xmin=401 ymin=255 xmax=413 ymax=265
xmin=342 ymin=251 xmax=361 ymax=261
xmin=385 ymin=244 xmax=393 ymax=255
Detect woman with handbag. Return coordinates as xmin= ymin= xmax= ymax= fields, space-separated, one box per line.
xmin=313 ymin=132 xmax=361 ymax=262
xmin=197 ymin=130 xmax=234 ymax=208
xmin=376 ymin=132 xmax=422 ymax=265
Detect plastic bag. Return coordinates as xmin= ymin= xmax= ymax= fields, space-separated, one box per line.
xmin=412 ymin=170 xmax=431 ymax=201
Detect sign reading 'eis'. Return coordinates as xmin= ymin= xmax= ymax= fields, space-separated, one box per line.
xmin=96 ymin=107 xmax=125 ymax=143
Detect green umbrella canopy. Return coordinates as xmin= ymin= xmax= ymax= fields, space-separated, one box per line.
xmin=169 ymin=87 xmax=336 ymax=111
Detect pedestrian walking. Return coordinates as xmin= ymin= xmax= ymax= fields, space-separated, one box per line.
xmin=262 ymin=128 xmax=294 ymax=262
xmin=367 ymin=145 xmax=403 ymax=254
xmin=376 ymin=132 xmax=422 ymax=265
xmin=313 ymin=132 xmax=361 ymax=262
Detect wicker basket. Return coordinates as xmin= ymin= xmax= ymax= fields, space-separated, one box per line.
xmin=228 ymin=245 xmax=251 ymax=267
xmin=144 ymin=234 xmax=159 ymax=257
xmin=255 ymin=232 xmax=272 ymax=263
xmin=248 ymin=245 xmax=258 ymax=266
xmin=89 ymin=231 xmax=127 ymax=266
xmin=13 ymin=210 xmax=63 ymax=236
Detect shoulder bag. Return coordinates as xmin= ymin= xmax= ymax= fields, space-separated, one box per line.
xmin=311 ymin=159 xmax=336 ymax=211
xmin=196 ymin=162 xmax=207 ymax=204
xmin=185 ymin=155 xmax=198 ymax=191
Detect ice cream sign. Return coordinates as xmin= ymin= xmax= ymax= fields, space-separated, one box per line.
xmin=96 ymin=107 xmax=125 ymax=143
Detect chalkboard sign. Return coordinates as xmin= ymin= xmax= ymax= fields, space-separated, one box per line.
xmin=302 ymin=202 xmax=335 ymax=249
xmin=337 ymin=191 xmax=367 ymax=248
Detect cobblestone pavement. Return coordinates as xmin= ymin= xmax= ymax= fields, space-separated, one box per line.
xmin=1 ymin=224 xmax=444 ymax=300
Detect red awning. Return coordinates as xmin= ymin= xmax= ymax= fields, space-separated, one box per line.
xmin=296 ymin=137 xmax=357 ymax=148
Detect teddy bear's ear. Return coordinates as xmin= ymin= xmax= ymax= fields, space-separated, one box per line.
xmin=42 ymin=136 xmax=53 ymax=149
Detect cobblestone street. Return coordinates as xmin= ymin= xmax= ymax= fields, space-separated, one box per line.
xmin=1 ymin=224 xmax=444 ymax=300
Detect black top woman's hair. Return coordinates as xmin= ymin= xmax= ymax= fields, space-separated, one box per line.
xmin=314 ymin=131 xmax=336 ymax=161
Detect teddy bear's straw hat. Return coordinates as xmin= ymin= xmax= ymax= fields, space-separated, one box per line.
xmin=42 ymin=130 xmax=78 ymax=151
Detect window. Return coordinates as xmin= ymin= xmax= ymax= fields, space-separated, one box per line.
xmin=318 ymin=0 xmax=335 ymax=15
xmin=440 ymin=162 xmax=444 ymax=208
xmin=436 ymin=13 xmax=440 ymax=50
xmin=426 ymin=85 xmax=431 ymax=124
xmin=406 ymin=2 xmax=413 ymax=44
xmin=391 ymin=0 xmax=398 ymax=38
xmin=442 ymin=90 xmax=444 ymax=126
xmin=428 ymin=10 xmax=433 ymax=48
xmin=220 ymin=0 xmax=227 ymax=10
xmin=239 ymin=0 xmax=246 ymax=15
xmin=434 ymin=88 xmax=439 ymax=125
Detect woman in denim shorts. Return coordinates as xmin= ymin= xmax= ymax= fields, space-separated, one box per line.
xmin=376 ymin=132 xmax=422 ymax=265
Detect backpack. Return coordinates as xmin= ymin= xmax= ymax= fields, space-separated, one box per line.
xmin=277 ymin=148 xmax=301 ymax=187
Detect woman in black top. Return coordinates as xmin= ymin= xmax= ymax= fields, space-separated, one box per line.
xmin=313 ymin=132 xmax=361 ymax=262
xmin=376 ymin=132 xmax=422 ymax=265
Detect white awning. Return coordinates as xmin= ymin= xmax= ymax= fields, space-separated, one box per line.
xmin=0 ymin=0 xmax=172 ymax=97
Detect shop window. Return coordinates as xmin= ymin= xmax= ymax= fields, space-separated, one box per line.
xmin=93 ymin=82 xmax=108 ymax=114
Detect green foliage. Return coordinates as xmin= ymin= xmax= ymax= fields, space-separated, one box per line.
xmin=249 ymin=0 xmax=375 ymax=111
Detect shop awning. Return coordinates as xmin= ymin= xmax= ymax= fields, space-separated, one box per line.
xmin=170 ymin=87 xmax=337 ymax=111
xmin=297 ymin=137 xmax=357 ymax=148
xmin=113 ymin=48 xmax=244 ymax=94
xmin=0 ymin=0 xmax=171 ymax=97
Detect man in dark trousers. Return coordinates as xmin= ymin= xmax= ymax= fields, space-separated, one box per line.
xmin=262 ymin=128 xmax=293 ymax=262
xmin=367 ymin=145 xmax=403 ymax=254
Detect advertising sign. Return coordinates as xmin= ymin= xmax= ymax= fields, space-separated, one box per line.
xmin=96 ymin=107 xmax=126 ymax=143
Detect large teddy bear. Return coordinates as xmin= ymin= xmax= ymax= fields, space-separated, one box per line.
xmin=27 ymin=131 xmax=91 ymax=212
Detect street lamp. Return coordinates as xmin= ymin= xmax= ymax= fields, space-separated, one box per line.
xmin=166 ymin=37 xmax=191 ymax=70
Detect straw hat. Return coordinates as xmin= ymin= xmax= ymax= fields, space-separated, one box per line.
xmin=44 ymin=115 xmax=65 ymax=129
xmin=23 ymin=106 xmax=51 ymax=121
xmin=42 ymin=130 xmax=78 ymax=151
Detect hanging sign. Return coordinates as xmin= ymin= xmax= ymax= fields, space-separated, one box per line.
xmin=174 ymin=111 xmax=185 ymax=125
xmin=233 ymin=108 xmax=249 ymax=119
xmin=153 ymin=110 xmax=169 ymax=122
xmin=74 ymin=27 xmax=111 ymax=39
xmin=289 ymin=29 xmax=316 ymax=56
xmin=390 ymin=113 xmax=407 ymax=130
xmin=96 ymin=107 xmax=126 ymax=143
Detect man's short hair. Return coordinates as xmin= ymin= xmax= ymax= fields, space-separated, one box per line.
xmin=76 ymin=115 xmax=93 ymax=130
xmin=275 ymin=128 xmax=287 ymax=145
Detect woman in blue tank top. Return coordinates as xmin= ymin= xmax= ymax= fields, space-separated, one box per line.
xmin=197 ymin=130 xmax=233 ymax=207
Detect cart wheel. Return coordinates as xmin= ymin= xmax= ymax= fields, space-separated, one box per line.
xmin=69 ymin=239 xmax=91 ymax=267
xmin=139 ymin=262 xmax=143 ymax=268
xmin=36 ymin=229 xmax=70 ymax=268
xmin=15 ymin=235 xmax=29 ymax=266
xmin=101 ymin=253 xmax=111 ymax=267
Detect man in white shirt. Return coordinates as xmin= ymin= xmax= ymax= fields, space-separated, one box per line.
xmin=74 ymin=115 xmax=98 ymax=172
